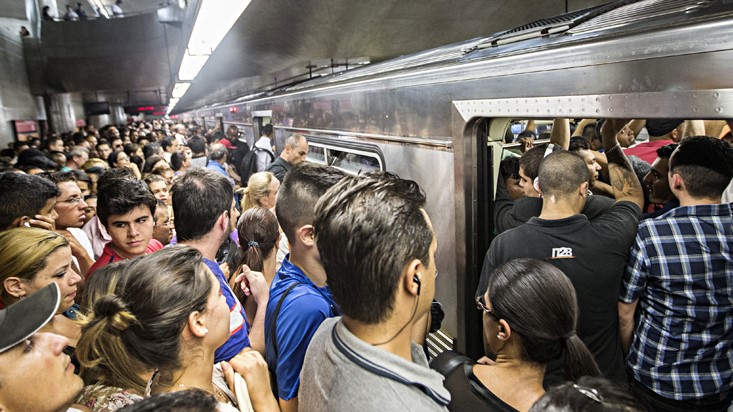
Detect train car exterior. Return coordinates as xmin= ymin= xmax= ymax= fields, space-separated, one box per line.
xmin=183 ymin=0 xmax=733 ymax=359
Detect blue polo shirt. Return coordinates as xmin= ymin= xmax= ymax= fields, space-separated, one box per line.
xmin=264 ymin=255 xmax=338 ymax=400
xmin=204 ymin=258 xmax=250 ymax=362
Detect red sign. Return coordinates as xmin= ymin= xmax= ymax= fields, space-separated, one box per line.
xmin=14 ymin=120 xmax=37 ymax=133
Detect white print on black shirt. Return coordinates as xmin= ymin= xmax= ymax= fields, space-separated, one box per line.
xmin=550 ymin=247 xmax=575 ymax=259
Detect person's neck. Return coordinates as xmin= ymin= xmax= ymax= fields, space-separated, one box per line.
xmin=263 ymin=251 xmax=277 ymax=284
xmin=179 ymin=233 xmax=222 ymax=261
xmin=678 ymin=194 xmax=722 ymax=207
xmin=289 ymin=247 xmax=327 ymax=287
xmin=342 ymin=314 xmax=415 ymax=361
xmin=110 ymin=242 xmax=146 ymax=260
xmin=538 ymin=195 xmax=581 ymax=220
xmin=155 ymin=353 xmax=216 ymax=396
xmin=473 ymin=355 xmax=545 ymax=411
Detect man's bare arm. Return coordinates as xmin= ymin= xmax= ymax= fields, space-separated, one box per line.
xmin=601 ymin=120 xmax=644 ymax=209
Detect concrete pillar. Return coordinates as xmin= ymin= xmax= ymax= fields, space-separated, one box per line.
xmin=46 ymin=93 xmax=77 ymax=133
xmin=88 ymin=114 xmax=111 ymax=130
xmin=109 ymin=104 xmax=127 ymax=126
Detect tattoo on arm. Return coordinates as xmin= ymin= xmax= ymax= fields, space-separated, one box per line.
xmin=605 ymin=144 xmax=644 ymax=204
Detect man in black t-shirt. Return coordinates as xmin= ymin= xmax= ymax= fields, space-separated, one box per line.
xmin=477 ymin=119 xmax=644 ymax=386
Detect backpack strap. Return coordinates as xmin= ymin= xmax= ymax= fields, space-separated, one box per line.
xmin=271 ymin=282 xmax=301 ymax=358
xmin=269 ymin=281 xmax=301 ymax=398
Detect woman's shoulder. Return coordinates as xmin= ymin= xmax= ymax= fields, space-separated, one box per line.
xmin=78 ymin=384 xmax=143 ymax=412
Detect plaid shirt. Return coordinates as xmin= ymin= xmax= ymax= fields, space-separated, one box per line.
xmin=620 ymin=204 xmax=733 ymax=400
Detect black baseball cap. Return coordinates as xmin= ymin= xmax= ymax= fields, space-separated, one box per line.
xmin=0 ymin=283 xmax=60 ymax=353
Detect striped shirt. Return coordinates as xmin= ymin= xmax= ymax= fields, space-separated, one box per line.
xmin=620 ymin=204 xmax=733 ymax=400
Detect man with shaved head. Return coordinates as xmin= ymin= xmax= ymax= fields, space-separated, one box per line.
xmin=477 ymin=120 xmax=644 ymax=386
xmin=266 ymin=134 xmax=309 ymax=182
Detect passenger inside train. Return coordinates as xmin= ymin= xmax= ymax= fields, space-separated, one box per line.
xmin=1 ymin=115 xmax=732 ymax=412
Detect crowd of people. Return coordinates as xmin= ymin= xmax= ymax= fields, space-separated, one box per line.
xmin=0 ymin=117 xmax=731 ymax=412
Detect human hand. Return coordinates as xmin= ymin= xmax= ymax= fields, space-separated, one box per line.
xmin=56 ymin=229 xmax=90 ymax=260
xmin=518 ymin=137 xmax=534 ymax=153
xmin=235 ymin=265 xmax=268 ymax=305
xmin=29 ymin=214 xmax=56 ymax=231
xmin=223 ymin=351 xmax=277 ymax=411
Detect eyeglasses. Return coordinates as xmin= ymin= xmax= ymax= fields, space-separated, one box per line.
xmin=59 ymin=196 xmax=84 ymax=205
xmin=476 ymin=295 xmax=500 ymax=321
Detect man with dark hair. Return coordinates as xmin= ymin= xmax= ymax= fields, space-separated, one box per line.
xmin=0 ymin=172 xmax=59 ymax=231
xmin=517 ymin=145 xmax=547 ymax=198
xmin=224 ymin=125 xmax=251 ymax=179
xmin=266 ymin=134 xmax=309 ymax=182
xmin=299 ymin=172 xmax=448 ymax=411
xmin=265 ymin=163 xmax=347 ymax=412
xmin=87 ymin=174 xmax=161 ymax=277
xmin=187 ymin=135 xmax=208 ymax=168
xmin=95 ymin=140 xmax=112 ymax=161
xmin=160 ymin=136 xmax=179 ymax=163
xmin=641 ymin=143 xmax=679 ymax=219
xmin=478 ymin=120 xmax=644 ymax=385
xmin=619 ymin=136 xmax=733 ymax=412
xmin=171 ymin=168 xmax=266 ymax=360
xmin=142 ymin=142 xmax=163 ymax=160
xmin=568 ymin=136 xmax=612 ymax=197
xmin=498 ymin=157 xmax=523 ymax=201
xmin=42 ymin=172 xmax=95 ymax=277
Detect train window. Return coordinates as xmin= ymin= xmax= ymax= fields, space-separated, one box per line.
xmin=327 ymin=149 xmax=381 ymax=174
xmin=307 ymin=144 xmax=327 ymax=164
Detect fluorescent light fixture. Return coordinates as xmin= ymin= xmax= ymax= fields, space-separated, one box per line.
xmin=187 ymin=0 xmax=251 ymax=55
xmin=178 ymin=52 xmax=208 ymax=81
xmin=172 ymin=82 xmax=190 ymax=98
xmin=167 ymin=98 xmax=180 ymax=114
xmin=177 ymin=0 xmax=251 ymax=82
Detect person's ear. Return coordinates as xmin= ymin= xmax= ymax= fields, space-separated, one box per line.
xmin=187 ymin=311 xmax=208 ymax=338
xmin=579 ymin=181 xmax=589 ymax=197
xmin=402 ymin=259 xmax=422 ymax=297
xmin=298 ymin=225 xmax=315 ymax=247
xmin=3 ymin=277 xmax=26 ymax=300
xmin=496 ymin=319 xmax=512 ymax=341
xmin=10 ymin=216 xmax=31 ymax=228
xmin=670 ymin=173 xmax=684 ymax=191
xmin=275 ymin=232 xmax=282 ymax=250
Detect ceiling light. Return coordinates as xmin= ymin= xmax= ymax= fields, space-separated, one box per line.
xmin=187 ymin=0 xmax=251 ymax=55
xmin=172 ymin=82 xmax=190 ymax=98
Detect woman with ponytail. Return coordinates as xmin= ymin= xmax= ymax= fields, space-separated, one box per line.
xmin=441 ymin=258 xmax=600 ymax=412
xmin=76 ymin=260 xmax=148 ymax=411
xmin=230 ymin=207 xmax=280 ymax=326
xmin=77 ymin=246 xmax=279 ymax=411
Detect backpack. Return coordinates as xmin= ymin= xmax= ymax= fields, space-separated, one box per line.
xmin=239 ymin=146 xmax=274 ymax=185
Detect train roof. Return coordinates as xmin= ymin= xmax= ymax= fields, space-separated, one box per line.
xmin=213 ymin=0 xmax=730 ymax=106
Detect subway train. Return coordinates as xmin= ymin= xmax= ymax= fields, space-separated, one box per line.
xmin=182 ymin=0 xmax=733 ymax=359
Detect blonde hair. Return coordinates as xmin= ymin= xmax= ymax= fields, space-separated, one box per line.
xmin=241 ymin=172 xmax=275 ymax=212
xmin=75 ymin=246 xmax=211 ymax=394
xmin=0 ymin=228 xmax=69 ymax=303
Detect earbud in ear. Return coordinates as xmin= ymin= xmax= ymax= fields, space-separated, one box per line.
xmin=413 ymin=274 xmax=421 ymax=295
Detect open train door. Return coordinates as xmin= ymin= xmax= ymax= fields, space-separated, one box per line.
xmin=452 ymin=103 xmax=511 ymax=359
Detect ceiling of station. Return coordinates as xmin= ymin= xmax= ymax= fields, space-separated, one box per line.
xmin=13 ymin=0 xmax=611 ymax=109
xmin=173 ymin=0 xmax=610 ymax=112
